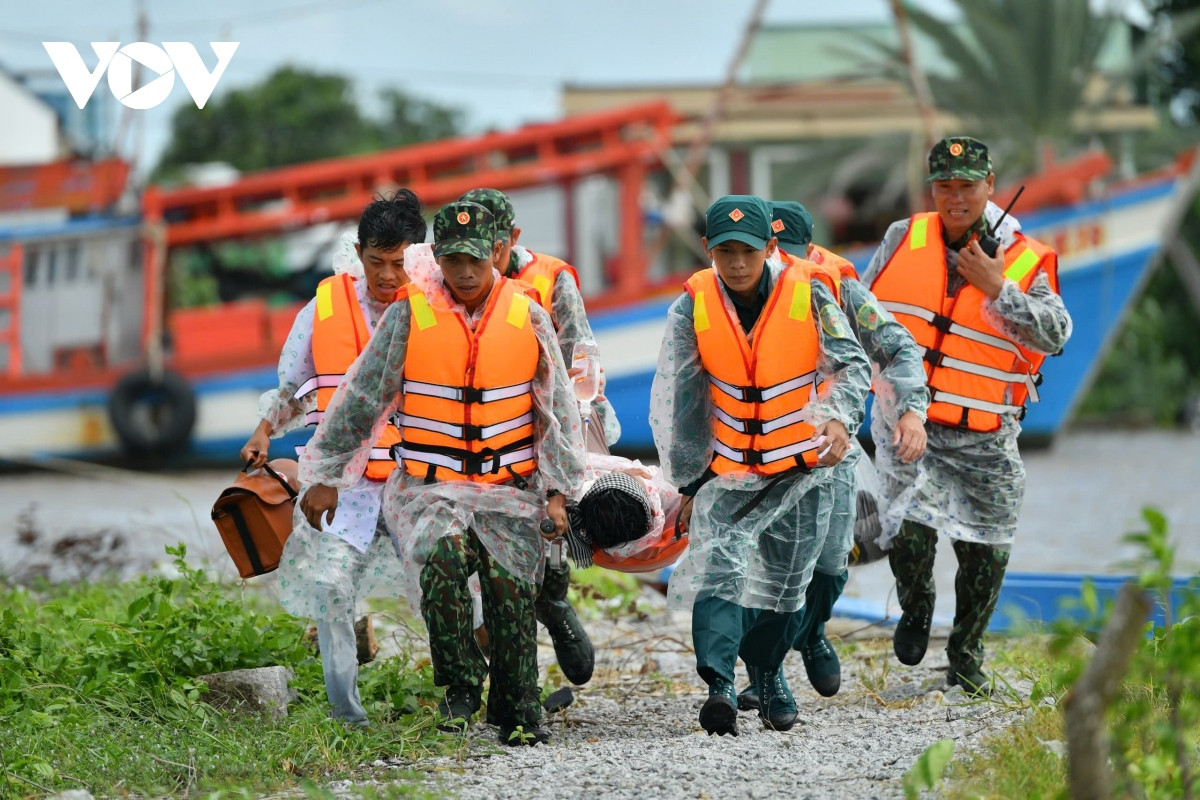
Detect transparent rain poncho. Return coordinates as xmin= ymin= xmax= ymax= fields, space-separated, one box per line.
xmin=268 ymin=229 xmax=418 ymax=622
xmin=792 ymin=260 xmax=930 ymax=573
xmin=650 ymin=261 xmax=872 ymax=614
xmin=510 ymin=244 xmax=622 ymax=446
xmin=861 ymin=202 xmax=1073 ymax=547
xmin=298 ymin=272 xmax=587 ymax=615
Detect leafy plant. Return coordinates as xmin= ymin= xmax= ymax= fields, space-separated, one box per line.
xmin=903 ymin=738 xmax=955 ymax=799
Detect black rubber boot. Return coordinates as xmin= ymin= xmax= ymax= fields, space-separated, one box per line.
xmin=535 ymin=563 xmax=595 ymax=685
xmin=699 ymin=677 xmax=739 ymax=737
xmin=435 ymin=686 xmax=481 ymax=733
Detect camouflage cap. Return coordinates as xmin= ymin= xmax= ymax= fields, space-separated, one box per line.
xmin=705 ymin=195 xmax=773 ymax=250
xmin=769 ymin=201 xmax=814 ymax=248
xmin=432 ymin=201 xmax=496 ymax=259
xmin=459 ymin=188 xmax=515 ymax=237
xmin=927 ymin=136 xmax=992 ymax=182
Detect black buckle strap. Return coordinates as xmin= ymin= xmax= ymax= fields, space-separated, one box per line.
xmin=739 ymin=386 xmax=764 ymax=403
xmin=923 ymin=349 xmax=945 ymax=368
xmin=742 ymin=419 xmax=764 ymax=436
xmin=461 ymin=387 xmax=484 ymax=403
xmin=931 ymin=313 xmax=952 ymax=332
xmin=462 ymin=423 xmax=484 ymax=441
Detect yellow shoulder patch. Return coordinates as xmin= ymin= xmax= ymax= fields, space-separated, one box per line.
xmin=693 ymin=291 xmax=711 ymax=332
xmin=315 ymin=281 xmax=333 ymax=321
xmin=819 ymin=303 xmax=849 ymax=338
xmin=506 ymin=292 xmax=531 ymax=329
xmin=408 ymin=292 xmax=437 ymax=330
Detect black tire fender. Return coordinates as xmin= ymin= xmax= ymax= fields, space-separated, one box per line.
xmin=107 ymin=368 xmax=197 ymax=455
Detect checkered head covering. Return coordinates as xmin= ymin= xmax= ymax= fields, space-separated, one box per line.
xmin=563 ymin=472 xmax=653 ymax=567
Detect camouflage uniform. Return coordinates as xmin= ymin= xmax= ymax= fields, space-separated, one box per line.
xmin=861 ymin=138 xmax=1073 ymax=680
xmin=421 ymin=529 xmax=540 ymax=726
xmin=460 ymin=188 xmax=607 ymax=683
xmin=299 ymin=201 xmax=586 ymax=733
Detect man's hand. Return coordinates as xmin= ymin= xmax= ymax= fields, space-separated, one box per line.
xmin=676 ymin=497 xmax=694 ymax=535
xmin=239 ymin=421 xmax=272 ymax=469
xmin=892 ymin=410 xmax=927 ymax=464
xmin=617 ymin=465 xmax=652 ymax=479
xmin=957 ymin=238 xmax=1006 ymax=300
xmin=814 ymin=420 xmax=850 ymax=467
xmin=300 ymin=484 xmax=339 ymax=530
xmin=545 ymin=493 xmax=568 ymax=539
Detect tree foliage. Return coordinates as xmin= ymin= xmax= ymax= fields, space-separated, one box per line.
xmin=153 ymin=66 xmax=463 ymax=180
xmin=1142 ymin=0 xmax=1200 ymax=123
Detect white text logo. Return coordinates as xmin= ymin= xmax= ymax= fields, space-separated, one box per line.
xmin=42 ymin=42 xmax=239 ymax=110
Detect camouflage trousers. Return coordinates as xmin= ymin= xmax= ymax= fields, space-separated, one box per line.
xmin=420 ymin=530 xmax=541 ymax=728
xmin=887 ymin=521 xmax=1010 ymax=674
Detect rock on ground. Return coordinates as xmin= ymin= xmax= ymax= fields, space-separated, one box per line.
xmin=197 ymin=665 xmax=297 ymax=722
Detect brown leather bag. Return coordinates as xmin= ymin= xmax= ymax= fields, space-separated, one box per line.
xmin=211 ymin=459 xmax=300 ymax=578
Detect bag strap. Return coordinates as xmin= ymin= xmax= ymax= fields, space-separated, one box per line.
xmin=228 ymin=503 xmax=265 ymax=576
xmin=244 ymin=459 xmax=299 ymax=501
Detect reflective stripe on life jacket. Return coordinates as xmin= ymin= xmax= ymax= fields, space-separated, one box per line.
xmin=398 ymin=276 xmax=540 ymax=485
xmin=515 ymin=251 xmax=581 ymax=313
xmin=869 ymin=211 xmax=1060 ymax=432
xmin=300 ymin=273 xmax=401 ymax=482
xmin=685 ymin=262 xmax=824 ymax=476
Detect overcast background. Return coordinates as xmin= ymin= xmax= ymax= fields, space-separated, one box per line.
xmin=0 ymin=0 xmax=981 ymax=175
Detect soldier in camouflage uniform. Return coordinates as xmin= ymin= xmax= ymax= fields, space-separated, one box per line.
xmin=299 ymin=201 xmax=586 ymax=745
xmin=459 ymin=187 xmax=615 ymax=687
xmin=861 ymin=138 xmax=1073 ymax=695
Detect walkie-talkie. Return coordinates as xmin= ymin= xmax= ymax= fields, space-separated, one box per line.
xmin=978 ymin=184 xmax=1025 ymax=257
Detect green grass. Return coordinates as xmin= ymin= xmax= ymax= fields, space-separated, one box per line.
xmin=0 ymin=545 xmax=453 ymax=798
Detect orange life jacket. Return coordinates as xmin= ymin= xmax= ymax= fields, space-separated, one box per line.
xmin=396 ymin=276 xmax=540 ymax=485
xmin=779 ymin=249 xmax=841 ymax=302
xmin=514 ymin=251 xmax=580 ymax=312
xmin=300 ymin=273 xmax=400 ymax=482
xmin=808 ymin=243 xmax=860 ymax=281
xmin=686 ymin=263 xmax=824 ymax=476
xmin=869 ymin=211 xmax=1060 ymax=432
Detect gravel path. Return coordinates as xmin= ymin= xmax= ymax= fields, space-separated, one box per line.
xmin=343 ymin=589 xmax=1030 ymax=800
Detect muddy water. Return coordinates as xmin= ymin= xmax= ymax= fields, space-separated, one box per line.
xmin=2 ymin=430 xmax=1198 ymax=619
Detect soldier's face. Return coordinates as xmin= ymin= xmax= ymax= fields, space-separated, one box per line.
xmin=931 ymin=174 xmax=994 ymax=239
xmin=496 ymin=227 xmax=521 ymax=274
xmin=703 ymin=237 xmax=778 ymax=300
xmin=356 ymin=243 xmax=410 ymax=302
xmin=437 ymin=240 xmax=504 ymax=309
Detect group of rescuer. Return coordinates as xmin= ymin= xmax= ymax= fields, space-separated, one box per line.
xmin=241 ymin=135 xmax=1072 ymax=742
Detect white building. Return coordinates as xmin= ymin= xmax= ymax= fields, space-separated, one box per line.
xmin=0 ymin=69 xmax=67 ymax=165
